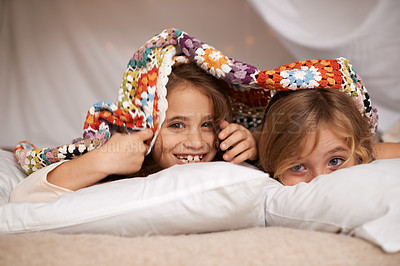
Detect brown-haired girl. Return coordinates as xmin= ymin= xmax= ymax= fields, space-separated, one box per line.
xmin=11 ymin=62 xmax=257 ymax=202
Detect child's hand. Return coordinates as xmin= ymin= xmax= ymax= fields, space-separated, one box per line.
xmin=95 ymin=129 xmax=154 ymax=176
xmin=47 ymin=129 xmax=154 ymax=191
xmin=218 ymin=120 xmax=258 ymax=164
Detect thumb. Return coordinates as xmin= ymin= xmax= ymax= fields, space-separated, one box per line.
xmin=134 ymin=128 xmax=154 ymax=141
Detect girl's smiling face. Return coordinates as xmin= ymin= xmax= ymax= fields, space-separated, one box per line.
xmin=280 ymin=124 xmax=357 ymax=186
xmin=151 ymin=83 xmax=218 ymax=169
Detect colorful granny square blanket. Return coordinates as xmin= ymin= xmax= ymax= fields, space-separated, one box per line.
xmin=14 ymin=28 xmax=378 ymax=175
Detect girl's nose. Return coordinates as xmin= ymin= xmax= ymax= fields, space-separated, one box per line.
xmin=183 ymin=130 xmax=203 ymax=149
xmin=308 ymin=168 xmax=330 ymax=182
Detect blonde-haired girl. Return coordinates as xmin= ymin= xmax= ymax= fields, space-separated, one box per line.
xmin=258 ymin=88 xmax=399 ymax=186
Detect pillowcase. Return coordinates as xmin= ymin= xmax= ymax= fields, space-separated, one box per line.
xmin=1 ymin=148 xmax=399 ymax=253
xmin=0 ymin=151 xmax=269 ymax=236
xmin=0 ymin=149 xmax=26 ymax=206
xmin=263 ymin=158 xmax=400 ymax=253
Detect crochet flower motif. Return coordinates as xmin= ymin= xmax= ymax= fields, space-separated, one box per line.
xmin=179 ymin=34 xmax=203 ymax=60
xmin=227 ymin=61 xmax=257 ymax=85
xmin=280 ymin=66 xmax=322 ymax=90
xmin=128 ymin=29 xmax=182 ymax=69
xmin=194 ymin=45 xmax=231 ymax=78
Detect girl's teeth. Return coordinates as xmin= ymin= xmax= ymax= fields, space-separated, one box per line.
xmin=177 ymin=155 xmax=203 ymax=163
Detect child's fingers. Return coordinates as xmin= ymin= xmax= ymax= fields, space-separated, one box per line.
xmin=218 ymin=120 xmax=238 ymax=140
xmin=218 ymin=122 xmax=258 ymax=162
xmin=223 ymin=144 xmax=256 ymax=164
xmin=220 ymin=128 xmax=251 ymax=151
xmin=109 ymin=129 xmax=153 ymax=154
xmin=222 ymin=142 xmax=246 ymax=161
xmin=219 ymin=120 xmax=229 ymax=131
xmin=134 ymin=128 xmax=154 ymax=141
xmin=230 ymin=152 xmax=252 ymax=164
xmin=130 ymin=129 xmax=153 ymax=153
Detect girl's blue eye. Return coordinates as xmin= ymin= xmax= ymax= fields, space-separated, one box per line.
xmin=292 ymin=164 xmax=305 ymax=171
xmin=329 ymin=158 xmax=344 ymax=166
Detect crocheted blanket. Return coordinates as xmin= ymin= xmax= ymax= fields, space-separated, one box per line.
xmin=14 ymin=28 xmax=378 ymax=175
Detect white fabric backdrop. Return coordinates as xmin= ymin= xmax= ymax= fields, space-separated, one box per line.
xmin=1 ymin=0 xmax=398 ymax=150
xmin=0 ymin=0 xmax=296 ymax=149
xmin=248 ymin=0 xmax=400 ymax=132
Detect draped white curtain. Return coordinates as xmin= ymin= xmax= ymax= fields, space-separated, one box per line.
xmin=2 ymin=0 xmax=398 ymax=150
xmin=0 ymin=0 xmax=132 ymax=148
xmin=248 ymin=0 xmax=400 ymax=132
xmin=0 ymin=0 xmax=295 ymax=149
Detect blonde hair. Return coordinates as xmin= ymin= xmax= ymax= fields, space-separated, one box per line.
xmin=258 ymin=88 xmax=373 ymax=181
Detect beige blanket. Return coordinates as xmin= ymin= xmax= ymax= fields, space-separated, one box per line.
xmin=1 ymin=227 xmax=399 ymax=266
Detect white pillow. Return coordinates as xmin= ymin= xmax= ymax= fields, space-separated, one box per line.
xmin=0 ymin=149 xmax=26 ymax=205
xmin=263 ymin=158 xmax=400 ymax=253
xmin=0 ymin=157 xmax=269 ymax=236
xmin=1 ymin=148 xmax=399 ymax=253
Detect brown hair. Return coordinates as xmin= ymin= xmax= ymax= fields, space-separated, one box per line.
xmin=258 ymin=88 xmax=373 ymax=182
xmin=167 ymin=62 xmax=232 ymax=125
xmin=102 ymin=62 xmax=232 ymax=181
xmin=164 ymin=62 xmax=232 ymax=162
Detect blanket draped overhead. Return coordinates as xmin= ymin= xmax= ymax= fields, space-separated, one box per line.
xmin=14 ymin=28 xmax=378 ymax=175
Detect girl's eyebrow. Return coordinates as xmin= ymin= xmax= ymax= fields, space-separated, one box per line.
xmin=327 ymin=146 xmax=349 ymax=155
xmin=204 ymin=115 xmax=214 ymax=121
xmin=166 ymin=114 xmax=214 ymax=122
xmin=165 ymin=116 xmax=187 ymax=122
xmin=296 ymin=146 xmax=349 ymax=162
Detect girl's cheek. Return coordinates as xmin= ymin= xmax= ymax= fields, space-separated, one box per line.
xmin=280 ymin=171 xmax=308 ymax=186
xmin=205 ymin=132 xmax=217 ymax=144
xmin=160 ymin=135 xmax=179 ymax=149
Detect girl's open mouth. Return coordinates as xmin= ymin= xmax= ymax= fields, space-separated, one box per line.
xmin=175 ymin=154 xmax=205 ymax=164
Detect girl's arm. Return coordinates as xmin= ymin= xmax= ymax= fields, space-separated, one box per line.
xmin=47 ymin=129 xmax=153 ymax=191
xmin=373 ymin=142 xmax=400 ymax=160
xmin=10 ymin=161 xmax=73 ymax=202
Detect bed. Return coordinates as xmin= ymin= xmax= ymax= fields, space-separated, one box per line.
xmin=2 ymin=25 xmax=400 ymax=265
xmin=2 ymin=227 xmax=400 ymax=265
xmin=1 ymin=148 xmax=400 ymax=265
